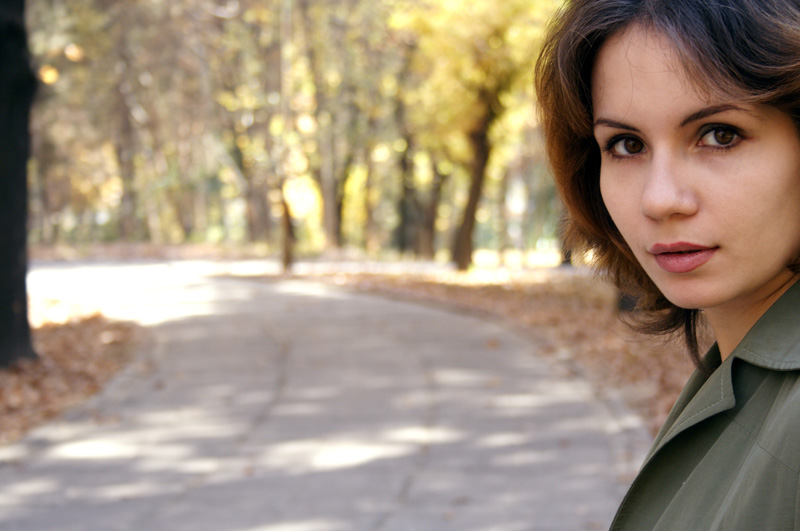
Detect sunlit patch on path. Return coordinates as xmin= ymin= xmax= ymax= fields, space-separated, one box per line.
xmin=3 ymin=260 xmax=650 ymax=530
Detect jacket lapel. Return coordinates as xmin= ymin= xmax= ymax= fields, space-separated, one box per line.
xmin=645 ymin=353 xmax=736 ymax=462
xmin=643 ymin=280 xmax=800 ymax=465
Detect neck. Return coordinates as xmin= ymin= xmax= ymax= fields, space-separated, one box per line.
xmin=706 ymin=274 xmax=799 ymax=360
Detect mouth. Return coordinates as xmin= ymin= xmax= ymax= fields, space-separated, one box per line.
xmin=649 ymin=243 xmax=718 ymax=274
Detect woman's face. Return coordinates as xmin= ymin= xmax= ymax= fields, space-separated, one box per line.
xmin=592 ymin=25 xmax=800 ymax=324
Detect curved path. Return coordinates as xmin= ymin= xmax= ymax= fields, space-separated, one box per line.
xmin=1 ymin=261 xmax=650 ymax=531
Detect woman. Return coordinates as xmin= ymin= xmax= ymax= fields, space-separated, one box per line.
xmin=535 ymin=0 xmax=800 ymax=529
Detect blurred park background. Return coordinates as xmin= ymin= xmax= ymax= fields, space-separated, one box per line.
xmin=25 ymin=0 xmax=564 ymax=270
xmin=0 ymin=5 xmax=700 ymax=525
xmin=0 ymin=0 xmax=697 ymax=448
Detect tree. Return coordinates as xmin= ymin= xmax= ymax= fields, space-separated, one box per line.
xmin=298 ymin=0 xmax=401 ymax=251
xmin=394 ymin=0 xmax=558 ymax=269
xmin=22 ymin=0 xmax=561 ymax=261
xmin=0 ymin=0 xmax=37 ymax=367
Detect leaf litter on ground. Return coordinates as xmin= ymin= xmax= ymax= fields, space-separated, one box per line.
xmin=0 ymin=314 xmax=143 ymax=445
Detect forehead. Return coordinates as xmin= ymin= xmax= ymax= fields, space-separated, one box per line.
xmin=591 ymin=25 xmax=712 ymax=120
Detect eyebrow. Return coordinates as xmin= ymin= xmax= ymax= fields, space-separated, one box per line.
xmin=592 ymin=118 xmax=640 ymax=132
xmin=678 ymin=104 xmax=746 ymax=127
xmin=593 ymin=104 xmax=748 ymax=131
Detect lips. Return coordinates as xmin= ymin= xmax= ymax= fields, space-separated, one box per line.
xmin=649 ymin=242 xmax=717 ymax=274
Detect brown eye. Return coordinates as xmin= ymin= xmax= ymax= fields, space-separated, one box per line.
xmin=603 ymin=135 xmax=646 ymax=157
xmin=701 ymin=125 xmax=740 ymax=148
xmin=623 ymin=138 xmax=644 ymax=154
xmin=713 ymin=128 xmax=735 ymax=145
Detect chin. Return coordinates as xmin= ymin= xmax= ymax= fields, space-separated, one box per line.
xmin=655 ymin=285 xmax=713 ymax=311
xmin=665 ymin=299 xmax=703 ymax=311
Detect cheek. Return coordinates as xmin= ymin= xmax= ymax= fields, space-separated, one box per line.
xmin=599 ymin=172 xmax=632 ymax=232
xmin=598 ymin=171 xmax=614 ymax=218
xmin=599 ymin=172 xmax=648 ymax=262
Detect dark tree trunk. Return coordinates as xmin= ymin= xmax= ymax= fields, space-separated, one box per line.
xmin=496 ymin=168 xmax=511 ymax=266
xmin=332 ymin=74 xmax=361 ymax=249
xmin=418 ymin=156 xmax=448 ymax=259
xmin=333 ymin=157 xmax=351 ymax=248
xmin=393 ymin=40 xmax=418 ymax=255
xmin=0 ymin=1 xmax=37 ymax=367
xmin=281 ymin=192 xmax=296 ymax=273
xmin=396 ymin=135 xmax=418 ymax=254
xmin=452 ymin=105 xmax=494 ymax=271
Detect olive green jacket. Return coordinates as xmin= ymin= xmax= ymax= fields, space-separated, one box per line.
xmin=610 ymin=282 xmax=800 ymax=530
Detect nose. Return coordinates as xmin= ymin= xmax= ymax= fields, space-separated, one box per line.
xmin=641 ymin=153 xmax=699 ymax=220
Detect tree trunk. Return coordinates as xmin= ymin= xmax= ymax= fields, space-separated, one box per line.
xmin=452 ymin=106 xmax=494 ymax=271
xmin=0 ymin=2 xmax=37 ymax=367
xmin=278 ymin=0 xmax=295 ymax=272
xmin=393 ymin=41 xmax=418 ymax=255
xmin=396 ymin=135 xmax=417 ymax=254
xmin=245 ymin=181 xmax=271 ymax=242
xmin=363 ymin=144 xmax=377 ymax=252
xmin=112 ymin=21 xmax=140 ymax=241
xmin=497 ymin=168 xmax=511 ymax=266
xmin=362 ymin=115 xmax=379 ymax=252
xmin=333 ymin=151 xmax=353 ymax=248
xmin=297 ymin=0 xmax=338 ymax=249
xmin=229 ymin=133 xmax=271 ymax=242
xmin=281 ymin=191 xmax=296 ymax=273
xmin=418 ymin=156 xmax=448 ymax=259
xmin=115 ymin=82 xmax=138 ymax=240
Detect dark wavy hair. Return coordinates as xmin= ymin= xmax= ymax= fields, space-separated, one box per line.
xmin=535 ymin=0 xmax=800 ymax=367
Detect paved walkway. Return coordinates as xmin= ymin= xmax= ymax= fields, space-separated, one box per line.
xmin=3 ymin=261 xmax=651 ymax=531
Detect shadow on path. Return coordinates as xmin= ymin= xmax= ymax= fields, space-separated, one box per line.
xmin=3 ymin=261 xmax=650 ymax=531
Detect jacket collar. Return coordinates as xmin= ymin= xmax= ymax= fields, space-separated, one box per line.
xmin=646 ymin=279 xmax=800 ymax=460
xmin=731 ymin=278 xmax=800 ymax=371
xmin=646 ymin=346 xmax=734 ymax=461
